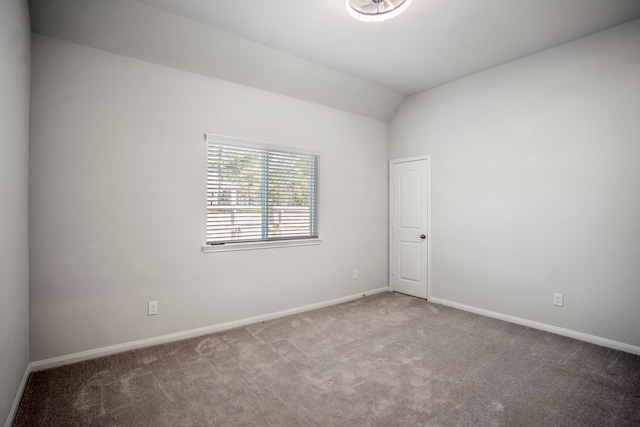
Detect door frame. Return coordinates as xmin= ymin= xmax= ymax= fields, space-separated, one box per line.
xmin=389 ymin=155 xmax=432 ymax=299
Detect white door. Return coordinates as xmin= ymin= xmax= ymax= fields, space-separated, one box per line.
xmin=391 ymin=157 xmax=430 ymax=299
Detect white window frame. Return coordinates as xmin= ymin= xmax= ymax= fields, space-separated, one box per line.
xmin=202 ymin=134 xmax=322 ymax=253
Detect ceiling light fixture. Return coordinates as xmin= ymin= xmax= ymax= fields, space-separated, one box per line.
xmin=346 ymin=0 xmax=412 ymax=23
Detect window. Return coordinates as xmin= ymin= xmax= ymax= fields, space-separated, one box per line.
xmin=204 ymin=134 xmax=320 ymax=251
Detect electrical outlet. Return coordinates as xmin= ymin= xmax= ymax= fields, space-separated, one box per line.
xmin=353 ymin=269 xmax=359 ymax=279
xmin=553 ymin=293 xmax=564 ymax=307
xmin=148 ymin=300 xmax=158 ymax=316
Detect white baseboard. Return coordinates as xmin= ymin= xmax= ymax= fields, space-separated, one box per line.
xmin=5 ymin=366 xmax=30 ymax=427
xmin=29 ymin=287 xmax=390 ymax=372
xmin=429 ymin=297 xmax=640 ymax=356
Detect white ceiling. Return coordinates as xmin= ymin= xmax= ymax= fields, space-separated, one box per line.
xmin=134 ymin=0 xmax=640 ymax=95
xmin=29 ymin=0 xmax=640 ymax=121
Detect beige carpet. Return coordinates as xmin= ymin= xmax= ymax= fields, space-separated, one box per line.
xmin=14 ymin=292 xmax=640 ymax=426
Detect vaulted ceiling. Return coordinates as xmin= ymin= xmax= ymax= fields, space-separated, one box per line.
xmin=29 ymin=0 xmax=640 ymax=121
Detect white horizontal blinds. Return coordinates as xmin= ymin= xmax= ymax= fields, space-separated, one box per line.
xmin=207 ymin=143 xmax=264 ymax=242
xmin=265 ymin=150 xmax=318 ymax=240
xmin=206 ymin=137 xmax=318 ymax=244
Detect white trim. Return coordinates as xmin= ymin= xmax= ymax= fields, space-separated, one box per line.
xmin=389 ymin=155 xmax=432 ymax=299
xmin=29 ymin=287 xmax=390 ymax=372
xmin=5 ymin=367 xmax=30 ymax=427
xmin=426 ymin=157 xmax=432 ymax=300
xmin=429 ymin=297 xmax=640 ymax=356
xmin=203 ymin=238 xmax=322 ymax=253
xmin=391 ymin=155 xmax=430 ymax=164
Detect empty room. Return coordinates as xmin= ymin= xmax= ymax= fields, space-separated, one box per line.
xmin=2 ymin=0 xmax=640 ymax=425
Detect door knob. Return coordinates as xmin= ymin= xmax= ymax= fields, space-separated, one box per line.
xmin=420 ymin=234 xmax=426 ymax=240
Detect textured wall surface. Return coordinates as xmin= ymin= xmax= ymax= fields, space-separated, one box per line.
xmin=391 ymin=19 xmax=640 ymax=347
xmin=29 ymin=34 xmax=389 ymax=361
xmin=0 ymin=0 xmax=31 ymax=424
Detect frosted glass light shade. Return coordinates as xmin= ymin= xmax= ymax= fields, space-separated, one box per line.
xmin=346 ymin=0 xmax=412 ymax=22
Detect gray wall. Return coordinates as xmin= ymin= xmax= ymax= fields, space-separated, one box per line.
xmin=391 ymin=19 xmax=640 ymax=347
xmin=28 ymin=0 xmax=404 ymax=122
xmin=29 ymin=34 xmax=390 ymax=361
xmin=23 ymin=3 xmax=640 ymax=368
xmin=0 ymin=0 xmax=30 ymax=423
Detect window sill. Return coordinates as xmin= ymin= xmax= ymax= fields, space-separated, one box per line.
xmin=202 ymin=238 xmax=323 ymax=253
